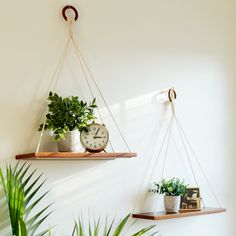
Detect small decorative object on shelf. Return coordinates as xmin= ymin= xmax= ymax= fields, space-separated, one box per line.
xmin=80 ymin=123 xmax=109 ymax=153
xmin=150 ymin=178 xmax=188 ymax=213
xmin=38 ymin=92 xmax=97 ymax=152
xmin=180 ymin=187 xmax=201 ymax=212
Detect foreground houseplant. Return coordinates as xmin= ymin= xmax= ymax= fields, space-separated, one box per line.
xmin=0 ymin=162 xmax=51 ymax=236
xmin=72 ymin=213 xmax=158 ymax=236
xmin=38 ymin=92 xmax=97 ymax=152
xmin=150 ymin=178 xmax=188 ymax=213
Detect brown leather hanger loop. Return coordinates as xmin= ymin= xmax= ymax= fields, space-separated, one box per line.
xmin=62 ymin=5 xmax=79 ymax=22
xmin=168 ymin=88 xmax=177 ymax=102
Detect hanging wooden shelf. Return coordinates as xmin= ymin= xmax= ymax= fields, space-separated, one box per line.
xmin=15 ymin=152 xmax=137 ymax=160
xmin=132 ymin=207 xmax=226 ymax=221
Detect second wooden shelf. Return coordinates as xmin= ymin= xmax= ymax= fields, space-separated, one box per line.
xmin=132 ymin=207 xmax=226 ymax=221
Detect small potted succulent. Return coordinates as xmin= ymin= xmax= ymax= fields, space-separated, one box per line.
xmin=38 ymin=92 xmax=97 ymax=152
xmin=150 ymin=178 xmax=188 ymax=213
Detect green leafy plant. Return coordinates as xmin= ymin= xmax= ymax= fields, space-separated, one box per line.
xmin=0 ymin=162 xmax=52 ymax=236
xmin=38 ymin=92 xmax=97 ymax=141
xmin=150 ymin=178 xmax=188 ymax=196
xmin=71 ymin=213 xmax=158 ymax=236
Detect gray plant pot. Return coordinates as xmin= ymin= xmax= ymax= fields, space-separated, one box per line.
xmin=58 ymin=131 xmax=82 ymax=152
xmin=164 ymin=195 xmax=181 ymax=213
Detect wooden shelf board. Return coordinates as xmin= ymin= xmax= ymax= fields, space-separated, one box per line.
xmin=15 ymin=152 xmax=137 ymax=160
xmin=132 ymin=207 xmax=226 ymax=221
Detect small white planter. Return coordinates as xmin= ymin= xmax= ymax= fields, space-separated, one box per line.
xmin=164 ymin=195 xmax=181 ymax=213
xmin=58 ymin=131 xmax=82 ymax=152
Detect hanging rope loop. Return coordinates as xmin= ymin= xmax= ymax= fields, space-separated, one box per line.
xmin=168 ymin=88 xmax=177 ymax=116
xmin=67 ymin=18 xmax=75 ymax=38
xmin=168 ymin=88 xmax=177 ymax=102
xmin=62 ymin=5 xmax=79 ymax=22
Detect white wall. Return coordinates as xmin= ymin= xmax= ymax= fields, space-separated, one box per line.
xmin=0 ymin=0 xmax=235 ymax=235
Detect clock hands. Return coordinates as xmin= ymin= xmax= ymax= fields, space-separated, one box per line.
xmin=93 ymin=128 xmax=102 ymax=139
xmin=94 ymin=128 xmax=100 ymax=136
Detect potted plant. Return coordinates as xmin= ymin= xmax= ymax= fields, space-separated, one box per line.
xmin=0 ymin=162 xmax=51 ymax=236
xmin=38 ymin=92 xmax=97 ymax=152
xmin=150 ymin=178 xmax=188 ymax=213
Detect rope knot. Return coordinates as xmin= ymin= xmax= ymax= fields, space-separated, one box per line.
xmin=67 ymin=18 xmax=75 ymax=38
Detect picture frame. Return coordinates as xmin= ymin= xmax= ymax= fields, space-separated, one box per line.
xmin=180 ymin=187 xmax=202 ymax=212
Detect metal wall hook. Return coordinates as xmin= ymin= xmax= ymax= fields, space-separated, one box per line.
xmin=62 ymin=5 xmax=79 ymax=22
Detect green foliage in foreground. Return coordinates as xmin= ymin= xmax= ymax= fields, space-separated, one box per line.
xmin=72 ymin=213 xmax=158 ymax=236
xmin=0 ymin=162 xmax=52 ymax=236
xmin=150 ymin=178 xmax=188 ymax=196
xmin=38 ymin=92 xmax=97 ymax=141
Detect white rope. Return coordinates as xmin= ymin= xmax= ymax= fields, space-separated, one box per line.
xmin=136 ymin=116 xmax=174 ymax=212
xmin=25 ymin=39 xmax=70 ymax=153
xmin=160 ymin=121 xmax=173 ymax=178
xmin=170 ymin=100 xmax=207 ymax=208
xmin=34 ymin=38 xmax=70 ymax=152
xmin=174 ymin=116 xmax=222 ymax=208
xmin=36 ymin=113 xmax=47 ymax=153
xmin=70 ymin=36 xmax=115 ymax=152
xmin=174 ymin=116 xmax=205 ymax=208
xmin=153 ymin=118 xmax=174 ymax=212
xmin=174 ymin=116 xmax=199 ymax=187
xmin=70 ymin=37 xmax=131 ymax=152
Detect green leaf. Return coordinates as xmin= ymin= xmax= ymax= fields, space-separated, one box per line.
xmin=105 ymin=218 xmax=114 ymax=236
xmin=25 ymin=191 xmax=50 ymax=218
xmin=113 ymin=214 xmax=130 ymax=236
xmin=28 ymin=211 xmax=52 ymax=236
xmin=131 ymin=225 xmax=157 ymax=236
xmin=26 ymin=204 xmax=52 ymax=229
xmin=18 ymin=218 xmax=27 ymax=236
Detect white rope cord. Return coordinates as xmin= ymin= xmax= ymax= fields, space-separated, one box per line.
xmin=170 ymin=101 xmax=207 ymax=208
xmin=36 ymin=114 xmax=47 ymax=153
xmin=153 ymin=118 xmax=174 ymax=212
xmin=48 ymin=38 xmax=71 ymax=94
xmin=70 ymin=37 xmax=131 ymax=152
xmin=23 ymin=37 xmax=71 ymax=153
xmin=70 ymin=36 xmax=115 ymax=152
xmin=174 ymin=116 xmax=199 ymax=187
xmin=67 ymin=18 xmax=114 ymax=151
xmin=174 ymin=116 xmax=205 ymax=208
xmin=136 ymin=116 xmax=174 ymax=212
xmin=174 ymin=116 xmax=222 ymax=208
xmin=70 ymin=37 xmax=120 ymax=152
xmin=34 ymin=37 xmax=70 ymax=152
xmin=170 ymin=99 xmax=208 ymax=208
xmin=160 ymin=120 xmax=173 ymax=178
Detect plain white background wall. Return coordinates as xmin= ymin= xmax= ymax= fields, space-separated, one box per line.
xmin=0 ymin=0 xmax=235 ymax=235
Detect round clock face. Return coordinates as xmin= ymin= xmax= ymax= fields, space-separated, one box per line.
xmin=80 ymin=123 xmax=109 ymax=152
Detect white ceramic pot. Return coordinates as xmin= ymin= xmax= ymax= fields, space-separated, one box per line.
xmin=58 ymin=131 xmax=82 ymax=152
xmin=164 ymin=195 xmax=181 ymax=213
